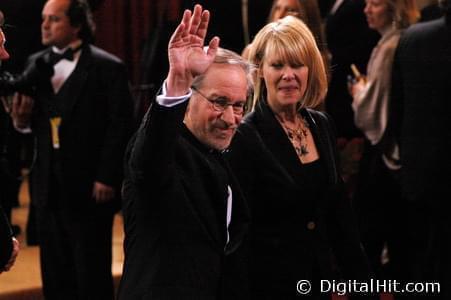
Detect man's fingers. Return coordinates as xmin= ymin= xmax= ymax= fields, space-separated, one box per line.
xmin=20 ymin=95 xmax=33 ymax=111
xmin=93 ymin=182 xmax=115 ymax=203
xmin=196 ymin=10 xmax=210 ymax=41
xmin=95 ymin=190 xmax=114 ymax=203
xmin=12 ymin=93 xmax=20 ymax=112
xmin=11 ymin=93 xmax=33 ymax=114
xmin=19 ymin=96 xmax=33 ymax=114
xmin=189 ymin=4 xmax=203 ymax=36
xmin=97 ymin=190 xmax=105 ymax=202
xmin=169 ymin=9 xmax=191 ymax=46
xmin=207 ymin=36 xmax=220 ymax=59
xmin=1 ymin=97 xmax=10 ymax=113
xmin=180 ymin=9 xmax=191 ymax=39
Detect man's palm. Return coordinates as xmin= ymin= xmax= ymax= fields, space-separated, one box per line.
xmin=167 ymin=6 xmax=218 ymax=82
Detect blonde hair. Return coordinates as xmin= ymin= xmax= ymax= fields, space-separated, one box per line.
xmin=387 ymin=0 xmax=420 ymax=28
xmin=248 ymin=16 xmax=327 ymax=109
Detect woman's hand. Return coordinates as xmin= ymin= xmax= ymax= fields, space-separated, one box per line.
xmin=348 ymin=76 xmax=367 ymax=98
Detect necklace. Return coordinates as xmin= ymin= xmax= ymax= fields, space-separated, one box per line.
xmin=277 ymin=115 xmax=309 ymax=157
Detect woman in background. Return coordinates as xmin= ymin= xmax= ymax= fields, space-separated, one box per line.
xmin=242 ymin=0 xmax=328 ymax=66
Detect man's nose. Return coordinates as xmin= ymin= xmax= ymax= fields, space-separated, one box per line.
xmin=42 ymin=18 xmax=49 ymax=29
xmin=220 ymin=105 xmax=236 ymax=125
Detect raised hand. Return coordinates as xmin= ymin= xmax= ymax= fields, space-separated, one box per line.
xmin=166 ymin=4 xmax=220 ymax=96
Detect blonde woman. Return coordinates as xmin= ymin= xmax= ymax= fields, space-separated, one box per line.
xmin=228 ymin=16 xmax=372 ymax=299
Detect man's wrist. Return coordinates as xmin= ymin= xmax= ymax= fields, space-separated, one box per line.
xmin=165 ymin=72 xmax=192 ymax=97
xmin=157 ymin=81 xmax=192 ymax=107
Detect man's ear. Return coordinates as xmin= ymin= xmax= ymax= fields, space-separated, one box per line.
xmin=183 ymin=100 xmax=192 ymax=125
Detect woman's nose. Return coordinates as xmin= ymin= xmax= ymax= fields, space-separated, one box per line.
xmin=282 ymin=67 xmax=295 ymax=80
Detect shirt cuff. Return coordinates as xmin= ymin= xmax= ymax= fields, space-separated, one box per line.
xmin=156 ymin=81 xmax=192 ymax=107
xmin=14 ymin=124 xmax=32 ymax=134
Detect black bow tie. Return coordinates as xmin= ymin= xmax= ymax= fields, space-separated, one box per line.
xmin=48 ymin=46 xmax=81 ymax=65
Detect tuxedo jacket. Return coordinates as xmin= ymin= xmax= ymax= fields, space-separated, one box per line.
xmin=118 ymin=100 xmax=250 ymax=300
xmin=228 ymin=99 xmax=371 ymax=285
xmin=24 ymin=44 xmax=133 ymax=209
xmin=392 ymin=17 xmax=451 ymax=204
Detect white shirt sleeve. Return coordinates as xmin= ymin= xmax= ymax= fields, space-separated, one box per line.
xmin=156 ymin=81 xmax=192 ymax=107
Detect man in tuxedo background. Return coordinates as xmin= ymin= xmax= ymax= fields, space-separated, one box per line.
xmin=10 ymin=0 xmax=133 ymax=298
xmin=391 ymin=0 xmax=451 ymax=297
xmin=118 ymin=5 xmax=251 ymax=299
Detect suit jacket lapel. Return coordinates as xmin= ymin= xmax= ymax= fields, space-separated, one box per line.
xmin=253 ymin=98 xmax=303 ymax=182
xmin=302 ymin=109 xmax=340 ymax=185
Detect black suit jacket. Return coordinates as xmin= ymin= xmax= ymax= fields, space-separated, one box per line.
xmin=24 ymin=44 xmax=133 ymax=209
xmin=228 ymin=99 xmax=371 ymax=291
xmin=325 ymin=0 xmax=380 ymax=138
xmin=118 ymin=100 xmax=250 ymax=300
xmin=391 ymin=18 xmax=451 ymax=297
xmin=392 ymin=17 xmax=451 ymax=204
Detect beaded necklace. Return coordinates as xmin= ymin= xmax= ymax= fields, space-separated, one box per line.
xmin=277 ymin=115 xmax=309 ymax=157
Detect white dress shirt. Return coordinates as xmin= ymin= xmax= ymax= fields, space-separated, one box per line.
xmin=50 ymin=45 xmax=82 ymax=93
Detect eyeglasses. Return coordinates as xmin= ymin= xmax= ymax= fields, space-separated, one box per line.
xmin=192 ymin=86 xmax=247 ymax=115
